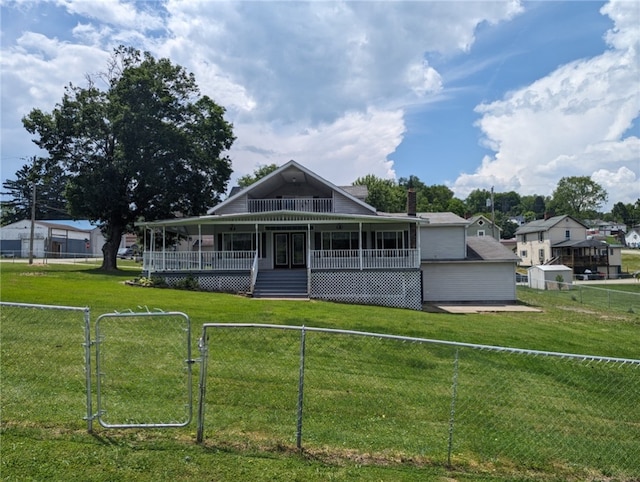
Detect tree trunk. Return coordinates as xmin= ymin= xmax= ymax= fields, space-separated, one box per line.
xmin=100 ymin=224 xmax=123 ymax=271
xmin=101 ymin=241 xmax=118 ymax=271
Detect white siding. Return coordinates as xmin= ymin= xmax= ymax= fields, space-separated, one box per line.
xmin=420 ymin=226 xmax=466 ymax=260
xmin=215 ymin=195 xmax=248 ymax=215
xmin=332 ymin=191 xmax=375 ymax=215
xmin=422 ymin=262 xmax=516 ymax=302
xmin=548 ymin=218 xmax=586 ymax=243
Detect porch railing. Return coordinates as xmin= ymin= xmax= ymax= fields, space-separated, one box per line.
xmin=144 ymin=251 xmax=255 ymax=272
xmin=310 ymin=249 xmax=420 ymax=270
xmin=143 ymin=248 xmax=420 ymax=273
xmin=248 ymin=198 xmax=333 ymax=213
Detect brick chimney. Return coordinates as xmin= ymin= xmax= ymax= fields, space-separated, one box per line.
xmin=407 ymin=188 xmax=417 ymax=217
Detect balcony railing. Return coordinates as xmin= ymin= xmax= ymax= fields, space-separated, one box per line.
xmin=310 ymin=249 xmax=420 ymax=270
xmin=248 ymin=198 xmax=333 ymax=213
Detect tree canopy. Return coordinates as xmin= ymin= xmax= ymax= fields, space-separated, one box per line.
xmin=549 ymin=176 xmax=608 ymax=219
xmin=22 ymin=46 xmax=235 ymax=270
xmin=237 ymin=164 xmax=279 ymax=188
xmin=1 ymin=157 xmax=70 ymax=226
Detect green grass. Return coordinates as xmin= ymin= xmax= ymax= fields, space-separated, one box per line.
xmin=1 ymin=260 xmax=639 ymax=481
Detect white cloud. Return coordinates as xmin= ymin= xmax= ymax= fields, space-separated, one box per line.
xmin=56 ymin=0 xmax=165 ymax=32
xmin=452 ymin=0 xmax=640 ymax=208
xmin=1 ymin=0 xmax=522 ymax=192
xmin=229 ymin=108 xmax=404 ymax=187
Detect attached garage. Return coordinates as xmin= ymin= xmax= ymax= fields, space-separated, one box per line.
xmin=422 ymin=261 xmax=517 ymax=302
xmin=421 ymin=236 xmax=520 ymax=303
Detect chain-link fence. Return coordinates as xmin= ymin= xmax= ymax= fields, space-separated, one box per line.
xmin=523 ymin=282 xmax=640 ymax=313
xmin=0 ymin=302 xmax=93 ymax=431
xmin=197 ymin=324 xmax=640 ymax=480
xmin=2 ymin=303 xmax=639 ymax=480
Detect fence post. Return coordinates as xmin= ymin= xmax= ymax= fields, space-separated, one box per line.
xmin=196 ymin=330 xmax=210 ymax=444
xmin=447 ymin=347 xmax=460 ymax=467
xmin=82 ymin=307 xmax=93 ymax=433
xmin=296 ymin=326 xmax=307 ymax=451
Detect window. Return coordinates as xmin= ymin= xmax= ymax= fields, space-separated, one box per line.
xmin=565 ymin=230 xmax=570 ymax=239
xmin=478 ymin=230 xmax=485 ymax=236
xmin=375 ymin=231 xmax=406 ymax=250
xmin=538 ymin=232 xmax=544 ymax=242
xmin=520 ymin=250 xmax=528 ymax=258
xmin=220 ymin=232 xmax=266 ymax=257
xmin=315 ymin=231 xmax=359 ymax=250
xmin=538 ymin=249 xmax=545 ymax=262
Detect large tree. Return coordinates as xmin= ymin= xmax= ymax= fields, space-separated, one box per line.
xmin=22 ymin=46 xmax=235 ymax=270
xmin=353 ymin=174 xmax=405 ymax=212
xmin=549 ymin=176 xmax=608 ymax=219
xmin=1 ymin=157 xmax=71 ymax=226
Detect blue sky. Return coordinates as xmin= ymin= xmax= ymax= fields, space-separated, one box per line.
xmin=1 ymin=0 xmax=638 ymax=210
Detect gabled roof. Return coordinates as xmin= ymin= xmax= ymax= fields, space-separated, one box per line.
xmin=209 ymin=160 xmax=376 ymax=215
xmin=467 ymin=214 xmax=502 ymax=231
xmin=1 ymin=219 xmax=94 ymax=233
xmin=515 ymin=215 xmax=588 ymax=235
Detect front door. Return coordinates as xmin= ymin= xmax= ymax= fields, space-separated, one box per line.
xmin=274 ymin=232 xmax=306 ymax=269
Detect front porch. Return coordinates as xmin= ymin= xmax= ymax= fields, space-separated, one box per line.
xmin=142 ymin=248 xmax=422 ymax=310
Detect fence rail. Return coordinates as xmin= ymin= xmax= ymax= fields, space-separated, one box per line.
xmin=524 ymin=282 xmax=640 ymax=313
xmin=196 ymin=323 xmax=640 ymax=479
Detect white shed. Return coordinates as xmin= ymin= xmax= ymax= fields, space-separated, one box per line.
xmin=527 ymin=265 xmax=573 ymax=290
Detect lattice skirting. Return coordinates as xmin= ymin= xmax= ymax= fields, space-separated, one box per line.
xmin=157 ymin=272 xmax=251 ymax=293
xmin=310 ymin=270 xmax=422 ymax=310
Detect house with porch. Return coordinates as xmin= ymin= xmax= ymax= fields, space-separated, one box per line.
xmin=515 ymin=215 xmax=622 ymax=278
xmin=138 ymin=161 xmax=519 ymax=310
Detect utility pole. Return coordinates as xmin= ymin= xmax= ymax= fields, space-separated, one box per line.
xmin=29 ymin=181 xmax=36 ymax=264
xmin=491 ymin=186 xmax=496 ymax=240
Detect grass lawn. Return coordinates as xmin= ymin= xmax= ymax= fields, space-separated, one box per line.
xmin=1 ymin=260 xmax=639 ymax=481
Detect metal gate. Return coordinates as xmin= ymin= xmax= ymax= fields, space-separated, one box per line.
xmin=95 ymin=311 xmax=193 ymax=428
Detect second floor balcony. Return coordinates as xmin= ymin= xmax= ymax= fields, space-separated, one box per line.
xmin=248 ymin=198 xmax=333 ymax=213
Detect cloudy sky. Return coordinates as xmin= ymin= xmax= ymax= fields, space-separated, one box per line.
xmin=1 ymin=0 xmax=638 ymax=210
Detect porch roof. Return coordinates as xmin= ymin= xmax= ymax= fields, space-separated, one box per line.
xmin=136 ymin=210 xmax=424 ymax=236
xmin=552 ymin=238 xmax=608 ymax=249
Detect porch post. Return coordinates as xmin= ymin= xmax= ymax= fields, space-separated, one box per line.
xmin=198 ymin=224 xmax=202 ymax=271
xmin=162 ymin=227 xmax=166 ymax=271
xmin=150 ymin=228 xmax=155 ymax=277
xmin=307 ymin=223 xmax=311 ymax=268
xmin=359 ymin=222 xmax=363 ymax=270
xmin=255 ymin=223 xmax=259 ymax=256
xmin=416 ymin=219 xmax=421 ymax=268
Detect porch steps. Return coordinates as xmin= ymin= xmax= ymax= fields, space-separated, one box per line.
xmin=252 ymin=270 xmax=308 ymax=298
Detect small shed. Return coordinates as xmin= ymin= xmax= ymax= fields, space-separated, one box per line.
xmin=527 ymin=265 xmax=573 ymax=290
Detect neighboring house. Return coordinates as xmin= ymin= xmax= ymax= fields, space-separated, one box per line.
xmin=467 ymin=214 xmax=501 ymax=240
xmin=137 ymin=160 xmax=520 ymax=310
xmin=594 ymin=221 xmax=627 ymax=237
xmin=0 ymin=220 xmax=102 ymax=257
xmin=515 ymin=215 xmax=622 ymax=278
xmin=625 ymin=228 xmax=640 ymax=248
